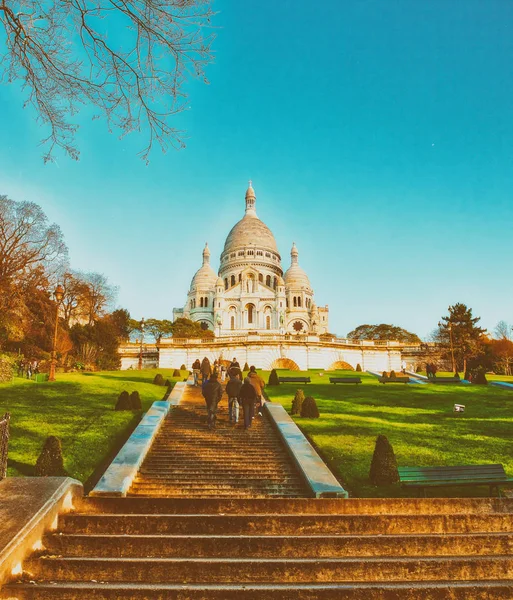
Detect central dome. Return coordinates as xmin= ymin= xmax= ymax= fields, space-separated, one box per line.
xmin=222 ymin=182 xmax=279 ymax=254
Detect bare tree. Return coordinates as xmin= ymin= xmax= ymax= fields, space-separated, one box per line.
xmin=0 ymin=0 xmax=215 ymax=162
xmin=60 ymin=271 xmax=89 ymax=327
xmin=78 ymin=271 xmax=118 ymax=325
xmin=494 ymin=320 xmax=512 ymax=341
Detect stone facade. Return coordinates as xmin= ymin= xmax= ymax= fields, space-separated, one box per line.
xmin=173 ymin=183 xmax=329 ymax=336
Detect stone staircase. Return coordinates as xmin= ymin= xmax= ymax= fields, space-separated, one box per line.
xmin=128 ymin=384 xmax=307 ymax=498
xmin=3 ymin=496 xmax=513 ymax=599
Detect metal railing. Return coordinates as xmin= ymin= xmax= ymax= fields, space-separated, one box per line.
xmin=0 ymin=413 xmax=10 ymax=481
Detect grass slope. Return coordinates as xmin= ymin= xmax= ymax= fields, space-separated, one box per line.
xmin=0 ymin=369 xmax=184 ymax=483
xmin=265 ymin=369 xmax=513 ymax=497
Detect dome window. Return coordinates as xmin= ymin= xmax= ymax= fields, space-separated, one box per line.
xmin=224 ymin=278 xmax=228 ymax=290
xmin=258 ymin=273 xmax=263 ymax=283
xmin=231 ymin=253 xmax=235 ymax=258
xmin=265 ymin=252 xmax=271 ymax=258
xmin=266 ymin=275 xmax=271 ymax=287
xmin=257 ymin=251 xmax=263 ymax=256
xmin=248 ymin=250 xmax=254 ymax=256
xmin=238 ymin=251 xmax=244 ymax=256
xmin=230 ymin=275 xmax=236 ymax=286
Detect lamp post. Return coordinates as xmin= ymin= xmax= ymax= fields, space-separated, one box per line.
xmin=138 ymin=317 xmax=145 ymax=370
xmin=48 ymin=284 xmax=64 ymax=382
xmin=448 ymin=322 xmax=456 ymax=374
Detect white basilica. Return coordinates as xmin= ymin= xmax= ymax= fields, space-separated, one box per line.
xmin=173 ymin=182 xmax=329 ymax=337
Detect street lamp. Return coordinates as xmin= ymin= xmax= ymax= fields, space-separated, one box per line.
xmin=138 ymin=317 xmax=145 ymax=370
xmin=439 ymin=320 xmax=456 ymax=374
xmin=48 ymin=284 xmax=64 ymax=382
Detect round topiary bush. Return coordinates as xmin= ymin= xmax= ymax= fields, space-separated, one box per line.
xmin=454 ymin=372 xmax=461 ymax=380
xmin=291 ymin=389 xmax=305 ymax=416
xmin=130 ymin=391 xmax=142 ymax=410
xmin=172 ymin=369 xmax=181 ymax=377
xmin=369 ymin=434 xmax=399 ymax=486
xmin=300 ymin=396 xmax=319 ymax=418
xmin=164 ymin=379 xmax=172 ymax=388
xmin=355 ymin=363 xmax=362 ymax=372
xmin=180 ymin=364 xmax=186 ymax=371
xmin=35 ymin=436 xmax=65 ymax=476
xmin=153 ymin=373 xmax=165 ymax=386
xmin=115 ymin=390 xmax=131 ymax=411
xmin=471 ymin=367 xmax=488 ymax=385
xmin=268 ymin=369 xmax=280 ymax=386
xmin=243 ymin=362 xmax=250 ymax=372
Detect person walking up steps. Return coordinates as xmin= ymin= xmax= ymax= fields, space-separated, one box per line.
xmin=200 ymin=357 xmax=212 ymax=384
xmin=226 ymin=371 xmax=243 ymax=424
xmin=202 ymin=372 xmax=223 ymax=430
xmin=247 ymin=365 xmax=266 ymax=416
xmin=239 ymin=377 xmax=257 ymax=429
xmin=192 ymin=359 xmax=201 ymax=386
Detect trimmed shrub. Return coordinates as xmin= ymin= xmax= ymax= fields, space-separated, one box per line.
xmin=243 ymin=362 xmax=250 ymax=372
xmin=172 ymin=369 xmax=181 ymax=377
xmin=416 ymin=366 xmax=422 ymax=373
xmin=471 ymin=367 xmax=488 ymax=385
xmin=268 ymin=369 xmax=280 ymax=386
xmin=369 ymin=435 xmax=399 ymax=486
xmin=180 ymin=364 xmax=186 ymax=371
xmin=355 ymin=363 xmax=362 ymax=372
xmin=291 ymin=389 xmax=305 ymax=416
xmin=35 ymin=436 xmax=65 ymax=476
xmin=454 ymin=372 xmax=461 ymax=380
xmin=164 ymin=379 xmax=172 ymax=388
xmin=115 ymin=391 xmax=131 ymax=411
xmin=300 ymin=396 xmax=320 ymax=418
xmin=130 ymin=391 xmax=142 ymax=410
xmin=382 ymin=371 xmax=388 ymax=378
xmin=390 ymin=370 xmax=396 ymax=378
xmin=153 ymin=373 xmax=165 ymax=386
xmin=0 ymin=354 xmax=15 ymax=383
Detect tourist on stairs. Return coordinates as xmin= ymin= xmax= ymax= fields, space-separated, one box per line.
xmin=200 ymin=357 xmax=212 ymax=383
xmin=226 ymin=372 xmax=243 ymax=424
xmin=239 ymin=377 xmax=257 ymax=429
xmin=247 ymin=366 xmax=266 ymax=416
xmin=192 ymin=359 xmax=201 ymax=386
xmin=202 ymin=372 xmax=223 ymax=430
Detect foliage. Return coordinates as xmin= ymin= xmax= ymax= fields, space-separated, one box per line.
xmin=172 ymin=369 xmax=181 ymax=377
xmin=356 ymin=363 xmax=362 ymax=372
xmin=268 ymin=369 xmax=280 ymax=386
xmin=130 ymin=391 xmax=142 ymax=410
xmin=291 ymin=389 xmax=305 ymax=416
xmin=0 ymin=1 xmax=215 ymax=162
xmin=35 ymin=436 xmax=65 ymax=476
xmin=144 ymin=319 xmax=174 ymax=343
xmin=170 ymin=318 xmax=214 ymax=339
xmin=115 ymin=391 xmax=131 ymax=411
xmin=300 ymin=396 xmax=319 ymax=418
xmin=435 ymin=303 xmax=486 ymax=371
xmin=243 ymin=362 xmax=250 ymax=372
xmin=488 ymin=338 xmax=513 ymax=375
xmin=347 ymin=324 xmax=421 ymax=344
xmin=369 ymin=435 xmax=399 ymax=486
xmin=0 ymin=354 xmax=15 ymax=383
xmin=153 ymin=374 xmax=165 ymax=386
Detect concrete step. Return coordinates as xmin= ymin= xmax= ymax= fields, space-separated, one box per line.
xmin=58 ymin=513 xmax=513 ymax=536
xmin=76 ymin=497 xmax=513 ymax=516
xmin=133 ymin=475 xmax=301 ymax=483
xmin=23 ymin=555 xmax=513 ymax=583
xmin=4 ymin=580 xmax=513 ymax=600
xmin=43 ymin=532 xmax=513 ymax=558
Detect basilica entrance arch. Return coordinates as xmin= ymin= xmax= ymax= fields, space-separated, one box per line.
xmin=327 ymin=360 xmax=355 ymax=371
xmin=271 ymin=358 xmax=300 ymax=371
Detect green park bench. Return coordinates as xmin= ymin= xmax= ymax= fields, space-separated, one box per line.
xmin=398 ymin=464 xmax=513 ymax=497
xmin=378 ymin=376 xmax=410 ymax=384
xmin=329 ymin=377 xmax=362 ymax=384
xmin=429 ymin=377 xmax=462 ymax=384
xmin=278 ymin=376 xmax=311 ymax=384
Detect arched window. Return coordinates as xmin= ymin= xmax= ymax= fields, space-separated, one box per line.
xmin=293 ymin=296 xmax=297 ymax=307
xmin=204 ymin=297 xmax=208 ymax=308
xmin=200 ymin=297 xmax=204 ymax=308
xmin=231 ymin=275 xmax=236 ymax=286
xmin=258 ymin=273 xmax=263 ymax=283
xmin=247 ymin=304 xmax=254 ymax=324
xmin=266 ymin=315 xmax=271 ymax=330
xmin=238 ymin=273 xmax=242 ymax=281
xmin=273 ymin=277 xmax=277 ymax=290
xmin=224 ymin=278 xmax=228 ymax=290
xmin=230 ymin=316 xmax=235 ymax=330
xmin=266 ymin=275 xmax=271 ymax=287
xmin=286 ymin=299 xmax=289 ymax=308
xmin=298 ymin=296 xmax=302 ymax=308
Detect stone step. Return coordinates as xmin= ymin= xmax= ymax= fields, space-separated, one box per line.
xmin=23 ymin=555 xmax=513 ymax=583
xmin=4 ymin=580 xmax=513 ymax=600
xmin=76 ymin=497 xmax=513 ymax=515
xmin=58 ymin=513 xmax=513 ymax=536
xmin=43 ymin=532 xmax=513 ymax=558
xmin=134 ymin=475 xmax=300 ymax=483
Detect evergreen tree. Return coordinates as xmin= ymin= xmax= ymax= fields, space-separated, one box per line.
xmin=268 ymin=369 xmax=280 ymax=386
xmin=172 ymin=369 xmax=181 ymax=377
xmin=153 ymin=373 xmax=165 ymax=386
xmin=115 ymin=390 xmax=131 ymax=410
xmin=300 ymin=396 xmax=319 ymax=418
xmin=243 ymin=362 xmax=250 ymax=372
xmin=291 ymin=389 xmax=305 ymax=415
xmin=356 ymin=363 xmax=362 ymax=372
xmin=130 ymin=391 xmax=142 ymax=410
xmin=369 ymin=435 xmax=399 ymax=485
xmin=35 ymin=436 xmax=65 ymax=476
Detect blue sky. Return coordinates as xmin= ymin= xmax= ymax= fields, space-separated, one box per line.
xmin=1 ymin=0 xmax=513 ymax=339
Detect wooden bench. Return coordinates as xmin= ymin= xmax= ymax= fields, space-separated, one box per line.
xmin=378 ymin=377 xmax=410 ymax=384
xmin=428 ymin=377 xmax=462 ymax=384
xmin=278 ymin=377 xmax=311 ymax=384
xmin=398 ymin=464 xmax=513 ymax=497
xmin=329 ymin=377 xmax=362 ymax=384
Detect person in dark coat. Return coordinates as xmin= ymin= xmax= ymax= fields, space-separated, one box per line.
xmin=226 ymin=374 xmax=243 ymax=424
xmin=200 ymin=357 xmax=212 ymax=383
xmin=192 ymin=359 xmax=201 ymax=386
xmin=239 ymin=378 xmax=257 ymax=429
xmin=202 ymin=373 xmax=223 ymax=430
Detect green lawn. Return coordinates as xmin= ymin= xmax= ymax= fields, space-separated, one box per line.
xmin=0 ymin=369 xmax=184 ymax=485
xmin=264 ymin=369 xmax=513 ymax=498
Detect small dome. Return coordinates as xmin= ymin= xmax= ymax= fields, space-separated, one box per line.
xmin=245 ymin=181 xmax=256 ymax=200
xmin=277 ymin=276 xmax=285 ymax=286
xmin=190 ymin=243 xmax=217 ymax=291
xmin=284 ymin=243 xmax=312 ymax=290
xmin=216 ymin=277 xmax=224 ymax=287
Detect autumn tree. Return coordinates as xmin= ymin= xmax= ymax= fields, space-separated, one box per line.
xmin=145 ymin=319 xmax=174 ymax=343
xmin=171 ymin=318 xmax=214 ymax=339
xmin=77 ymin=272 xmax=118 ymax=325
xmin=436 ymin=303 xmax=486 ymax=372
xmin=0 ymin=0 xmax=215 ymax=162
xmin=347 ymin=324 xmax=421 ymax=344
